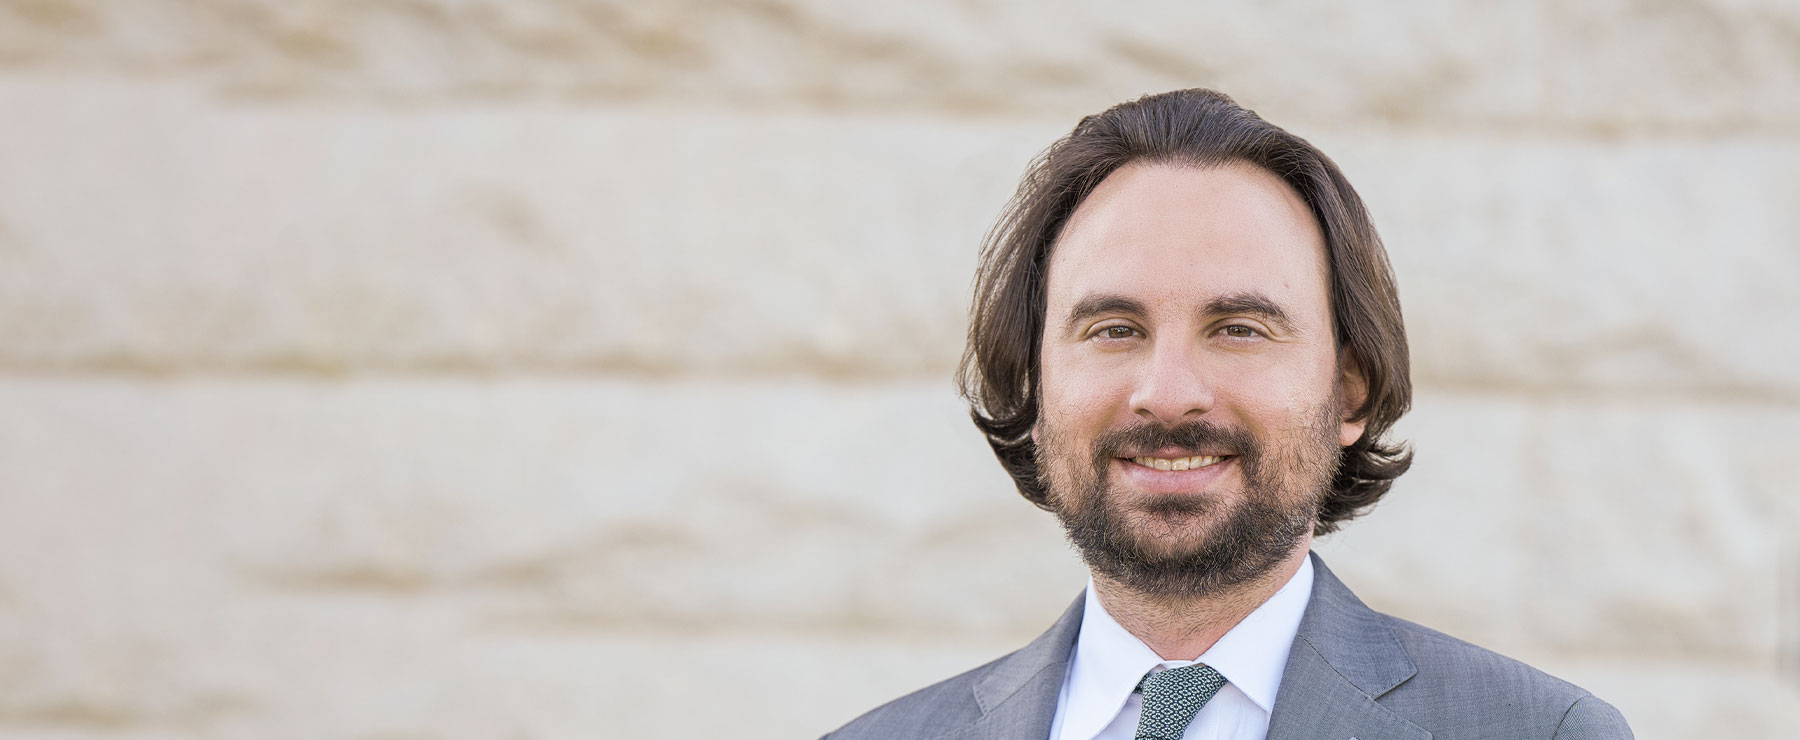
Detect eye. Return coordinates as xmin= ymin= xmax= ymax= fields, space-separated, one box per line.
xmin=1102 ymin=326 xmax=1137 ymax=339
xmin=1221 ymin=324 xmax=1261 ymax=339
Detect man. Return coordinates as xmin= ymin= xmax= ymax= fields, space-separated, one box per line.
xmin=824 ymin=89 xmax=1632 ymax=740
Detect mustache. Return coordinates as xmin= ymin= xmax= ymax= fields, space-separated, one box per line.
xmin=1091 ymin=419 xmax=1258 ymax=461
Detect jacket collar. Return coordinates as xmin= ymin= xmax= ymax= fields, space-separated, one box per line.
xmin=935 ymin=594 xmax=1085 ymax=740
xmin=1262 ymin=553 xmax=1430 ymax=740
xmin=939 ymin=553 xmax=1432 ymax=740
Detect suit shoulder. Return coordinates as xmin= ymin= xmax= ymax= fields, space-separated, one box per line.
xmin=1376 ymin=615 xmax=1633 ymax=738
xmin=1554 ymin=694 xmax=1633 ymax=740
xmin=820 ymin=654 xmax=1005 ymax=740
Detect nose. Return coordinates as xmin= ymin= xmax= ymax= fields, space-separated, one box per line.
xmin=1129 ymin=339 xmax=1215 ymax=424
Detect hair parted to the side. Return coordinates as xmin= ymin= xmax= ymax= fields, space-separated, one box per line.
xmin=956 ymin=88 xmax=1413 ymax=536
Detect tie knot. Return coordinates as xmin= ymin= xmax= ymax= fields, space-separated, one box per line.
xmin=1133 ymin=664 xmax=1227 ymax=740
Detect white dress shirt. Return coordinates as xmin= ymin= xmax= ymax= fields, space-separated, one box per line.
xmin=1047 ymin=556 xmax=1314 ymax=740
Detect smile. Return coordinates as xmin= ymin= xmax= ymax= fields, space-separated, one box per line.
xmin=1128 ymin=454 xmax=1226 ymax=472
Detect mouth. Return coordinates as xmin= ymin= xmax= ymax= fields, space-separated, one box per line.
xmin=1125 ymin=454 xmax=1228 ymax=472
xmin=1110 ymin=451 xmax=1236 ymax=496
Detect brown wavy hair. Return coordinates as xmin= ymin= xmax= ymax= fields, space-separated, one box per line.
xmin=956 ymin=88 xmax=1412 ymax=536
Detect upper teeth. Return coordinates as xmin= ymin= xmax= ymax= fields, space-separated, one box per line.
xmin=1131 ymin=455 xmax=1224 ymax=471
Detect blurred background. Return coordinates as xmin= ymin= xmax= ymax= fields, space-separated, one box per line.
xmin=0 ymin=0 xmax=1797 ymax=738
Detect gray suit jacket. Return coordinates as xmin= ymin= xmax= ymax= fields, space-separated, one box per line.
xmin=824 ymin=554 xmax=1631 ymax=740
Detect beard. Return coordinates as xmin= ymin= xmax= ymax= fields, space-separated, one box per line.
xmin=1035 ymin=399 xmax=1343 ymax=599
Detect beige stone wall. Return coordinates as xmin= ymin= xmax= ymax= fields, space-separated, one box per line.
xmin=0 ymin=1 xmax=1796 ymax=738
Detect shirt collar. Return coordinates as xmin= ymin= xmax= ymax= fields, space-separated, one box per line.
xmin=1057 ymin=555 xmax=1315 ymax=740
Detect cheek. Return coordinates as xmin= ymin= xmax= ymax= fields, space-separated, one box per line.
xmin=1039 ymin=386 xmax=1112 ymax=437
xmin=1039 ymin=361 xmax=1131 ymax=430
xmin=1216 ymin=360 xmax=1337 ymax=432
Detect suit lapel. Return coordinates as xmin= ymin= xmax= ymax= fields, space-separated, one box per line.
xmin=933 ymin=555 xmax=1429 ymax=740
xmin=1264 ymin=554 xmax=1430 ymax=740
xmin=934 ymin=595 xmax=1085 ymax=740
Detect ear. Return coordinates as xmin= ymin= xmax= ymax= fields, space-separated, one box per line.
xmin=1337 ymin=350 xmax=1369 ymax=448
xmin=1030 ymin=422 xmax=1041 ymax=445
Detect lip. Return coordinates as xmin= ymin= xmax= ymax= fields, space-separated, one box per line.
xmin=1118 ymin=445 xmax=1236 ymax=459
xmin=1111 ymin=454 xmax=1235 ymax=495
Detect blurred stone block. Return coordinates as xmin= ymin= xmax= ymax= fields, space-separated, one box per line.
xmin=0 ymin=79 xmax=1053 ymax=378
xmin=3 ymin=379 xmax=1794 ymax=737
xmin=1 ymin=1 xmax=1796 ymax=133
xmin=0 ymin=378 xmax=1084 ymax=735
xmin=1 ymin=80 xmax=1795 ymax=400
xmin=1318 ymin=390 xmax=1798 ymax=664
xmin=1325 ymin=132 xmax=1800 ymax=400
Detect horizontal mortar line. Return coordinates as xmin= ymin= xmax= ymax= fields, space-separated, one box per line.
xmin=477 ymin=616 xmax=1046 ymax=647
xmin=1 ymin=365 xmax=1797 ymax=404
xmin=0 ymin=363 xmax=964 ymax=386
xmin=1414 ymin=377 xmax=1800 ymax=408
xmin=0 ymin=361 xmax=960 ymax=379
xmin=3 ymin=71 xmax=1800 ymax=143
xmin=477 ymin=620 xmax=1789 ymax=668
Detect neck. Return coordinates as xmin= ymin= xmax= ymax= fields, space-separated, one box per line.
xmin=1091 ymin=542 xmax=1311 ymax=661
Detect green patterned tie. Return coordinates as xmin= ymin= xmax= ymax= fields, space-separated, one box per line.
xmin=1132 ymin=663 xmax=1227 ymax=740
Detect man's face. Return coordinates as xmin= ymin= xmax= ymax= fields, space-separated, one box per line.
xmin=1035 ymin=161 xmax=1367 ymax=597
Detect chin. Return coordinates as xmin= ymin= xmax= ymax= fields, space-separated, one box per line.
xmin=1120 ymin=515 xmax=1223 ymax=556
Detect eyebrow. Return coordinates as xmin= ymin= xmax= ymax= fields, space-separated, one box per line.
xmin=1204 ymin=291 xmax=1299 ymax=334
xmin=1063 ymin=294 xmax=1150 ymax=335
xmin=1061 ymin=291 xmax=1299 ymax=335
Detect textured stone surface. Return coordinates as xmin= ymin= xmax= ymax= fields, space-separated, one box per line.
xmin=0 ymin=379 xmax=1082 ymax=737
xmin=1 ymin=79 xmax=1796 ymax=398
xmin=0 ymin=78 xmax=1044 ymax=378
xmin=2 ymin=0 xmax=1798 ymax=133
xmin=1319 ymin=393 xmax=1799 ymax=664
xmin=1 ymin=380 xmax=1795 ymax=737
xmin=1327 ymin=133 xmax=1800 ymax=400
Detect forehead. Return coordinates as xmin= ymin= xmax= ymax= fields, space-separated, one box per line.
xmin=1045 ymin=161 xmax=1330 ymax=321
